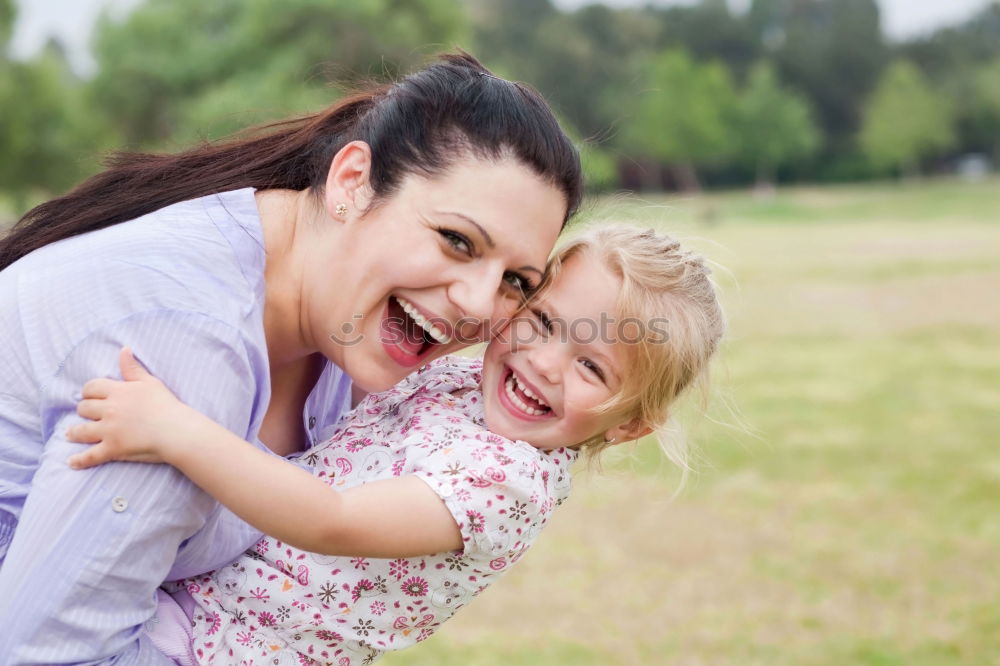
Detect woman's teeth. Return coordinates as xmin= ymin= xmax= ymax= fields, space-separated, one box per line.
xmin=395 ymin=297 xmax=450 ymax=344
xmin=505 ymin=372 xmax=551 ymax=416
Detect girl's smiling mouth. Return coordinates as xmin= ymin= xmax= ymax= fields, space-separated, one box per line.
xmin=497 ymin=365 xmax=554 ymax=421
xmin=381 ymin=296 xmax=452 ymax=367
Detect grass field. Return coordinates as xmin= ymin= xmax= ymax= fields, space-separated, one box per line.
xmin=382 ymin=177 xmax=1000 ymax=666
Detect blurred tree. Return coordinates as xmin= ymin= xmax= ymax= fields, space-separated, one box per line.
xmin=90 ymin=0 xmax=466 ymax=148
xmin=470 ymin=0 xmax=654 ymax=145
xmin=899 ymin=4 xmax=1000 ymax=160
xmin=899 ymin=3 xmax=1000 ymax=82
xmin=578 ymin=140 xmax=618 ymax=193
xmin=966 ymin=57 xmax=1000 ymax=161
xmin=736 ymin=61 xmax=820 ymax=188
xmin=618 ymin=49 xmax=737 ymax=192
xmin=561 ymin=5 xmax=658 ymax=140
xmin=0 ymin=0 xmax=14 ymax=49
xmin=860 ymin=60 xmax=954 ymax=177
xmin=647 ymin=0 xmax=761 ymax=80
xmin=749 ymin=0 xmax=888 ymax=177
xmin=556 ymin=115 xmax=619 ymax=194
xmin=0 ymin=0 xmax=107 ymax=212
xmin=0 ymin=42 xmax=106 ymax=211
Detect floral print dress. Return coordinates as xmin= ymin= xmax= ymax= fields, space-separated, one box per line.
xmin=175 ymin=356 xmax=577 ymax=666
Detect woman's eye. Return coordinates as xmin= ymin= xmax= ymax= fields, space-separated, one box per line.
xmin=532 ymin=309 xmax=553 ymax=334
xmin=580 ymin=358 xmax=606 ymax=382
xmin=503 ymin=272 xmax=532 ymax=295
xmin=439 ymin=229 xmax=473 ymax=256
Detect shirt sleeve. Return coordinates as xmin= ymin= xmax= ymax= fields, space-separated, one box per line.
xmin=0 ymin=309 xmax=260 ymax=665
xmin=411 ymin=435 xmax=556 ymax=559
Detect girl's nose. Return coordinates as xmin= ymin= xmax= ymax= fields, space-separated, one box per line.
xmin=526 ymin=343 xmax=561 ymax=385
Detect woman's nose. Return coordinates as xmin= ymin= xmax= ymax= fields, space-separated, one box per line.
xmin=449 ymin=264 xmax=505 ymax=330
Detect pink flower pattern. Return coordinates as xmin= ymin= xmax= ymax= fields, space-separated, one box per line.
xmin=400 ymin=576 xmax=429 ymax=597
xmin=183 ymin=356 xmax=575 ymax=666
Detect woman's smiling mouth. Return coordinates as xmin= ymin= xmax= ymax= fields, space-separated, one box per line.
xmin=381 ymin=296 xmax=452 ymax=367
xmin=394 ymin=296 xmax=451 ymax=344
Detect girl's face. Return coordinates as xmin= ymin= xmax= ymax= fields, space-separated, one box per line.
xmin=309 ymin=155 xmax=566 ymax=394
xmin=481 ymin=252 xmax=633 ymax=450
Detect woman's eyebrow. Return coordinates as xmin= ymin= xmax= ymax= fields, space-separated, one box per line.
xmin=436 ymin=210 xmax=495 ymax=248
xmin=437 ymin=210 xmax=544 ymax=277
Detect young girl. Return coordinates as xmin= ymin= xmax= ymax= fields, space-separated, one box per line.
xmin=66 ymin=226 xmax=726 ymax=666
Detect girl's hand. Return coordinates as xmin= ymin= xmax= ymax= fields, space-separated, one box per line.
xmin=66 ymin=347 xmax=208 ymax=469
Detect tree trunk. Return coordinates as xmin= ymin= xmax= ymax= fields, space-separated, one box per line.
xmin=754 ymin=161 xmax=777 ymax=199
xmin=671 ymin=162 xmax=701 ymax=193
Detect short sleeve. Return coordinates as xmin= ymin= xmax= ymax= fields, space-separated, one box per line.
xmin=410 ymin=433 xmax=556 ymax=558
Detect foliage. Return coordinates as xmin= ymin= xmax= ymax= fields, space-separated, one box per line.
xmin=751 ymin=0 xmax=888 ymax=142
xmin=577 ymin=141 xmax=618 ymax=194
xmin=89 ymin=0 xmax=466 ymax=148
xmin=860 ymin=60 xmax=955 ymax=175
xmin=735 ymin=61 xmax=820 ymax=184
xmin=0 ymin=42 xmax=107 ymax=212
xmin=648 ymin=0 xmax=760 ymax=80
xmin=0 ymin=0 xmax=13 ymax=49
xmin=3 ymin=0 xmax=999 ymax=203
xmin=618 ymin=49 xmax=737 ymax=190
xmin=963 ymin=57 xmax=1000 ymax=159
xmin=470 ymin=0 xmax=655 ymax=141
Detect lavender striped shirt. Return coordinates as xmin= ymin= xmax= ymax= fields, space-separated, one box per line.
xmin=0 ymin=189 xmax=352 ymax=664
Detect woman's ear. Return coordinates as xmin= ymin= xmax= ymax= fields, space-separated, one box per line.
xmin=324 ymin=140 xmax=375 ymax=221
xmin=603 ymin=418 xmax=653 ymax=446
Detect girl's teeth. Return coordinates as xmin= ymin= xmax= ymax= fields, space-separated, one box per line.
xmin=511 ymin=373 xmax=549 ymax=409
xmin=505 ymin=374 xmax=547 ymax=415
xmin=395 ymin=297 xmax=450 ymax=344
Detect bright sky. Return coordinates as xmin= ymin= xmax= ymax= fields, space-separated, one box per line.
xmin=9 ymin=0 xmax=997 ymax=76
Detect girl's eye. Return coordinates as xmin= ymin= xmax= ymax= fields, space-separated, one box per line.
xmin=438 ymin=229 xmax=473 ymax=256
xmin=579 ymin=358 xmax=606 ymax=383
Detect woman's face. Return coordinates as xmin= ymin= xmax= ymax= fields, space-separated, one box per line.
xmin=308 ymin=155 xmax=566 ymax=393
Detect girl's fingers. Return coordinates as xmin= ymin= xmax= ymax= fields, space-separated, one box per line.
xmin=118 ymin=347 xmax=151 ymax=381
xmin=76 ymin=399 xmax=104 ymax=421
xmin=67 ymin=446 xmax=110 ymax=470
xmin=81 ymin=378 xmax=114 ymax=399
xmin=65 ymin=421 xmax=103 ymax=444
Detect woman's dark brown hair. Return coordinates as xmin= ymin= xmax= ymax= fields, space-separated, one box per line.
xmin=0 ymin=52 xmax=582 ymax=271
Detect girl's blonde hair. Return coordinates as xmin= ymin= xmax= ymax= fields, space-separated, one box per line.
xmin=541 ymin=225 xmax=726 ymax=477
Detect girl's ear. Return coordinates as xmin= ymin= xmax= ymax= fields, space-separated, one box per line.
xmin=603 ymin=418 xmax=653 ymax=446
xmin=324 ymin=140 xmax=375 ymax=221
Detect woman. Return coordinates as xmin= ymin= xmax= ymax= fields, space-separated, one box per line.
xmin=0 ymin=52 xmax=581 ymax=664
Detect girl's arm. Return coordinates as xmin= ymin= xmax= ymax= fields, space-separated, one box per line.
xmin=66 ymin=348 xmax=462 ymax=558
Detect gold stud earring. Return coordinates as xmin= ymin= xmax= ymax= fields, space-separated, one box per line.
xmin=335 ymin=202 xmax=348 ymax=217
xmin=605 ymin=436 xmax=617 ymax=444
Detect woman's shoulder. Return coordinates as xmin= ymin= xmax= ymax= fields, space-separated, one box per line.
xmin=9 ymin=189 xmax=265 ymax=326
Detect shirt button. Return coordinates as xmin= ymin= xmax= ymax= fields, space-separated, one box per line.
xmin=308 ymin=416 xmax=316 ymax=429
xmin=439 ymin=485 xmax=453 ymax=498
xmin=111 ymin=496 xmax=128 ymax=513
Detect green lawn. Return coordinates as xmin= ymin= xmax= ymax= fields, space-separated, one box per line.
xmin=383 ymin=177 xmax=1000 ymax=665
